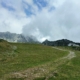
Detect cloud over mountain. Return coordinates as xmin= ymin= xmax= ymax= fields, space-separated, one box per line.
xmin=0 ymin=0 xmax=80 ymax=42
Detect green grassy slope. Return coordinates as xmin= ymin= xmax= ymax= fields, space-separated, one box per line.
xmin=1 ymin=41 xmax=80 ymax=80
xmin=0 ymin=40 xmax=80 ymax=80
xmin=0 ymin=42 xmax=68 ymax=79
xmin=0 ymin=39 xmax=12 ymax=52
xmin=25 ymin=47 xmax=80 ymax=80
xmin=35 ymin=48 xmax=80 ymax=80
xmin=49 ymin=51 xmax=80 ymax=80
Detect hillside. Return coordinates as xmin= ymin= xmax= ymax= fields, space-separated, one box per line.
xmin=0 ymin=42 xmax=68 ymax=79
xmin=0 ymin=41 xmax=80 ymax=80
xmin=0 ymin=39 xmax=12 ymax=52
xmin=42 ymin=39 xmax=80 ymax=46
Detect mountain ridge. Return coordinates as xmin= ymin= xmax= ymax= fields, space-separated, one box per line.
xmin=0 ymin=32 xmax=39 ymax=43
xmin=42 ymin=39 xmax=80 ymax=46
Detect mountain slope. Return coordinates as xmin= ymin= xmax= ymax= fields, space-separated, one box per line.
xmin=0 ymin=32 xmax=38 ymax=43
xmin=42 ymin=39 xmax=80 ymax=46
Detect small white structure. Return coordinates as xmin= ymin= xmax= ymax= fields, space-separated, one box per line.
xmin=68 ymin=43 xmax=79 ymax=47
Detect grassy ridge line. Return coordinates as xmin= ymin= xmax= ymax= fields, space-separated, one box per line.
xmin=0 ymin=39 xmax=12 ymax=52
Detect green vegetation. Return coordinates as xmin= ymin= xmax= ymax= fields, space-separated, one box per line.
xmin=33 ymin=49 xmax=80 ymax=80
xmin=0 ymin=40 xmax=80 ymax=80
xmin=0 ymin=41 xmax=67 ymax=79
xmin=43 ymin=47 xmax=80 ymax=80
xmin=52 ymin=51 xmax=80 ymax=80
xmin=0 ymin=39 xmax=12 ymax=52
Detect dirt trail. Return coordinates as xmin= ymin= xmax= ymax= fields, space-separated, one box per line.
xmin=53 ymin=47 xmax=76 ymax=60
xmin=62 ymin=51 xmax=76 ymax=59
xmin=3 ymin=47 xmax=76 ymax=80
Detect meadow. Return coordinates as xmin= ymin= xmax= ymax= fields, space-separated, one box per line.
xmin=0 ymin=40 xmax=80 ymax=80
xmin=0 ymin=42 xmax=68 ymax=80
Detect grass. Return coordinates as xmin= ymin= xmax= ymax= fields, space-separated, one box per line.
xmin=42 ymin=50 xmax=80 ymax=80
xmin=1 ymin=41 xmax=80 ymax=80
xmin=33 ymin=50 xmax=80 ymax=80
xmin=0 ymin=39 xmax=12 ymax=52
xmin=54 ymin=51 xmax=80 ymax=80
xmin=7 ymin=78 xmax=25 ymax=80
xmin=0 ymin=42 xmax=68 ymax=79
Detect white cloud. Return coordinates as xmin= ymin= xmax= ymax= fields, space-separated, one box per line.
xmin=47 ymin=0 xmax=66 ymax=8
xmin=23 ymin=0 xmax=80 ymax=42
xmin=0 ymin=0 xmax=80 ymax=42
xmin=23 ymin=0 xmax=39 ymax=14
xmin=0 ymin=0 xmax=31 ymax=33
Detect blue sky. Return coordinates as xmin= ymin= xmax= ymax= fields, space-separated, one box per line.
xmin=1 ymin=1 xmax=15 ymax=11
xmin=0 ymin=0 xmax=80 ymax=42
xmin=33 ymin=0 xmax=48 ymax=10
xmin=23 ymin=0 xmax=55 ymax=16
xmin=1 ymin=0 xmax=54 ymax=16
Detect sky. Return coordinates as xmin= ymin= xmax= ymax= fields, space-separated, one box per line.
xmin=0 ymin=0 xmax=80 ymax=42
